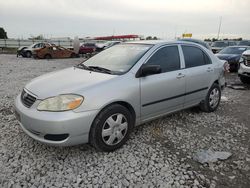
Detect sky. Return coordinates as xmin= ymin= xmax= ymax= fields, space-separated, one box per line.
xmin=0 ymin=0 xmax=250 ymax=40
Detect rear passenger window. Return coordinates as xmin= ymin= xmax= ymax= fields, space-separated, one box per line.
xmin=204 ymin=53 xmax=212 ymax=64
xmin=146 ymin=46 xmax=180 ymax=73
xmin=182 ymin=46 xmax=210 ymax=68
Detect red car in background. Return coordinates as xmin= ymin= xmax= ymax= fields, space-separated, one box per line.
xmin=79 ymin=43 xmax=96 ymax=54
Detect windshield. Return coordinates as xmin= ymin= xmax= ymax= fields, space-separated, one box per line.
xmin=82 ymin=44 xmax=152 ymax=74
xmin=219 ymin=47 xmax=247 ymax=54
xmin=211 ymin=41 xmax=228 ymax=47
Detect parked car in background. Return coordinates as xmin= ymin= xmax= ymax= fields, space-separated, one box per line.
xmin=238 ymin=50 xmax=250 ymax=84
xmin=211 ymin=41 xmax=237 ymax=54
xmin=103 ymin=41 xmax=121 ymax=50
xmin=33 ymin=45 xmax=76 ymax=59
xmin=79 ymin=43 xmax=97 ymax=54
xmin=15 ymin=41 xmax=226 ymax=152
xmin=216 ymin=46 xmax=249 ymax=72
xmin=17 ymin=42 xmax=55 ymax=58
xmin=178 ymin=38 xmax=211 ymax=50
xmin=238 ymin=40 xmax=250 ymax=46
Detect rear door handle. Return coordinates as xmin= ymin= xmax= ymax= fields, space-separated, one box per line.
xmin=176 ymin=73 xmax=185 ymax=79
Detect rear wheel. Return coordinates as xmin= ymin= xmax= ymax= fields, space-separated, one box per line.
xmin=70 ymin=53 xmax=76 ymax=58
xmin=200 ymin=83 xmax=221 ymax=112
xmin=44 ymin=54 xmax=52 ymax=59
xmin=240 ymin=75 xmax=250 ymax=84
xmin=89 ymin=104 xmax=134 ymax=152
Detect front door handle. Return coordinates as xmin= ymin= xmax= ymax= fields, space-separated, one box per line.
xmin=207 ymin=67 xmax=213 ymax=72
xmin=176 ymin=73 xmax=185 ymax=79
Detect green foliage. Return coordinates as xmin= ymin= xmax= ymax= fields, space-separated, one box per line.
xmin=146 ymin=36 xmax=158 ymax=40
xmin=0 ymin=27 xmax=8 ymax=39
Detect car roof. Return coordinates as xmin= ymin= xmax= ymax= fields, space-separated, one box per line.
xmin=125 ymin=40 xmax=212 ymax=50
xmin=178 ymin=38 xmax=205 ymax=43
xmin=223 ymin=45 xmax=249 ymax=48
xmin=126 ymin=40 xmax=204 ymax=46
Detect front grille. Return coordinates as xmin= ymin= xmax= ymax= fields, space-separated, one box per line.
xmin=21 ymin=89 xmax=36 ymax=108
xmin=244 ymin=55 xmax=250 ymax=66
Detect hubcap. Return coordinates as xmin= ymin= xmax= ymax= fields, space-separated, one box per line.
xmin=102 ymin=113 xmax=128 ymax=146
xmin=209 ymin=88 xmax=220 ymax=108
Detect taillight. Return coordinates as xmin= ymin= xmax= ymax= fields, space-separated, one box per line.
xmin=223 ymin=61 xmax=230 ymax=73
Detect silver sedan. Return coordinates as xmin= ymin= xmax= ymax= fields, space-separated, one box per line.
xmin=15 ymin=41 xmax=226 ymax=151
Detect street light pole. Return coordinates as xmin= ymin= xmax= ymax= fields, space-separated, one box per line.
xmin=217 ymin=16 xmax=222 ymax=40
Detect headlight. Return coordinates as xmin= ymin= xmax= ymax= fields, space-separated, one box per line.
xmin=239 ymin=57 xmax=244 ymax=63
xmin=37 ymin=94 xmax=84 ymax=112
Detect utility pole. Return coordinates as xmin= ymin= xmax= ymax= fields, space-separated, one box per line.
xmin=217 ymin=16 xmax=222 ymax=40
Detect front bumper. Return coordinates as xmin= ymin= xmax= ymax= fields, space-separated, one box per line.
xmin=238 ymin=63 xmax=250 ymax=78
xmin=14 ymin=94 xmax=99 ymax=146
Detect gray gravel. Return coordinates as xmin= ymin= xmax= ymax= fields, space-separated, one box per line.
xmin=0 ymin=54 xmax=250 ymax=188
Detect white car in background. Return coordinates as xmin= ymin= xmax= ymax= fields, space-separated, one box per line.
xmin=238 ymin=50 xmax=250 ymax=84
xmin=17 ymin=42 xmax=55 ymax=58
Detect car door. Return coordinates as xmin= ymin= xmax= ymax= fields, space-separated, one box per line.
xmin=58 ymin=47 xmax=66 ymax=58
xmin=51 ymin=46 xmax=61 ymax=58
xmin=140 ymin=45 xmax=186 ymax=122
xmin=180 ymin=45 xmax=214 ymax=107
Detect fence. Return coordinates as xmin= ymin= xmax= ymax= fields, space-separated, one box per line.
xmin=0 ymin=39 xmax=88 ymax=48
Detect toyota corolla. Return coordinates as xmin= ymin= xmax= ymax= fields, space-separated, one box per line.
xmin=15 ymin=41 xmax=226 ymax=152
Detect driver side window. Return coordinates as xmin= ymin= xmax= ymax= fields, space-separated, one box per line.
xmin=146 ymin=46 xmax=180 ymax=73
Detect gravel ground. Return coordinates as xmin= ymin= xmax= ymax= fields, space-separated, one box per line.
xmin=0 ymin=54 xmax=249 ymax=188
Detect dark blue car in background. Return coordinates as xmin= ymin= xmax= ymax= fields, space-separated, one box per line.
xmin=216 ymin=46 xmax=250 ymax=72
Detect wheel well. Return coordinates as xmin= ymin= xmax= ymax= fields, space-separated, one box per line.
xmin=99 ymin=101 xmax=136 ymax=125
xmin=88 ymin=101 xmax=136 ymax=143
xmin=25 ymin=51 xmax=32 ymax=56
xmin=44 ymin=53 xmax=52 ymax=58
xmin=214 ymin=80 xmax=219 ymax=85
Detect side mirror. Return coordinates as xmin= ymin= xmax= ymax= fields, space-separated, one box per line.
xmin=136 ymin=64 xmax=162 ymax=78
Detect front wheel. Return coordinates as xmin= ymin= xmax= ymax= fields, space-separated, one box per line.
xmin=200 ymin=83 xmax=221 ymax=112
xmin=26 ymin=51 xmax=32 ymax=58
xmin=89 ymin=104 xmax=134 ymax=152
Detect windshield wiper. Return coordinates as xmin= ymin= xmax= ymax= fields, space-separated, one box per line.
xmin=75 ymin=63 xmax=93 ymax=71
xmin=75 ymin=64 xmax=116 ymax=74
xmin=88 ymin=66 xmax=113 ymax=74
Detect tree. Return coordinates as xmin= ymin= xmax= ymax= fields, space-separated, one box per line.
xmin=153 ymin=36 xmax=158 ymax=40
xmin=212 ymin=38 xmax=217 ymax=42
xmin=0 ymin=27 xmax=8 ymax=39
xmin=146 ymin=36 xmax=152 ymax=40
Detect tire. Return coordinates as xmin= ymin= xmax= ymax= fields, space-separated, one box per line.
xmin=70 ymin=53 xmax=76 ymax=58
xmin=200 ymin=83 xmax=221 ymax=112
xmin=44 ymin=54 xmax=52 ymax=59
xmin=240 ymin=76 xmax=250 ymax=84
xmin=229 ymin=63 xmax=239 ymax=72
xmin=26 ymin=51 xmax=32 ymax=58
xmin=89 ymin=104 xmax=134 ymax=152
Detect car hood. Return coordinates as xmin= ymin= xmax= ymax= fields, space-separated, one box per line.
xmin=25 ymin=67 xmax=117 ymax=99
xmin=215 ymin=54 xmax=240 ymax=61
